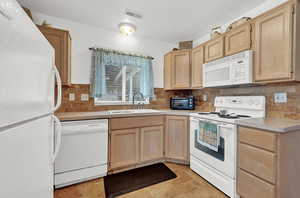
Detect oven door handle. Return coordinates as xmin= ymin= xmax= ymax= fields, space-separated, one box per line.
xmin=218 ymin=123 xmax=234 ymax=130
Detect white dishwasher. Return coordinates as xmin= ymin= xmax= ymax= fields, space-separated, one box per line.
xmin=54 ymin=119 xmax=108 ymax=188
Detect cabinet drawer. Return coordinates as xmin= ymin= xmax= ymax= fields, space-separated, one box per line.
xmin=237 ymin=169 xmax=275 ymax=198
xmin=110 ymin=116 xmax=164 ymax=130
xmin=239 ymin=127 xmax=277 ymax=152
xmin=238 ymin=143 xmax=276 ymax=184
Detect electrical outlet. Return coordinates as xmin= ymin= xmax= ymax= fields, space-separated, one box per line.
xmin=69 ymin=93 xmax=75 ymax=101
xmin=274 ymin=92 xmax=287 ymax=103
xmin=81 ymin=94 xmax=89 ymax=101
xmin=152 ymin=94 xmax=157 ymax=101
xmin=203 ymin=94 xmax=208 ymax=102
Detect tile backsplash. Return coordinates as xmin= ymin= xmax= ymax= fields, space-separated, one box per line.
xmin=58 ymin=83 xmax=300 ymax=120
xmin=192 ymin=83 xmax=300 ymax=120
xmin=57 ymin=84 xmax=192 ymax=112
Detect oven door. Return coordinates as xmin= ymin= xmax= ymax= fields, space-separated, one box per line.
xmin=203 ymin=59 xmax=232 ymax=87
xmin=190 ymin=117 xmax=236 ymax=178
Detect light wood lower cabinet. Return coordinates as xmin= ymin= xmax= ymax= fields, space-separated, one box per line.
xmin=110 ymin=128 xmax=139 ymax=170
xmin=165 ymin=116 xmax=189 ymax=162
xmin=109 ymin=116 xmax=189 ymax=173
xmin=140 ymin=126 xmax=164 ymax=162
xmin=238 ymin=169 xmax=275 ymax=198
xmin=109 ymin=116 xmax=165 ymax=172
xmin=237 ymin=126 xmax=300 ymax=198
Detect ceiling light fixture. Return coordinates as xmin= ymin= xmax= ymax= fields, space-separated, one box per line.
xmin=119 ymin=22 xmax=136 ymax=36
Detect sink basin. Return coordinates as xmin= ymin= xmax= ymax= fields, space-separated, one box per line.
xmin=108 ymin=109 xmax=160 ymax=115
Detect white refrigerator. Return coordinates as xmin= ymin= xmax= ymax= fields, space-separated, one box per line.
xmin=0 ymin=0 xmax=62 ymax=198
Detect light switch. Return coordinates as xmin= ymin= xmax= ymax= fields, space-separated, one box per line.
xmin=81 ymin=94 xmax=89 ymax=101
xmin=69 ymin=93 xmax=75 ymax=101
xmin=274 ymin=92 xmax=287 ymax=103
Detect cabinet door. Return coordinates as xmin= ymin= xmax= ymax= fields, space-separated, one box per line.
xmin=204 ymin=36 xmax=224 ymax=62
xmin=254 ymin=3 xmax=294 ymax=82
xmin=140 ymin=126 xmax=164 ymax=162
xmin=165 ymin=116 xmax=188 ymax=161
xmin=225 ymin=23 xmax=252 ymax=56
xmin=172 ymin=50 xmax=191 ymax=88
xmin=191 ymin=45 xmax=204 ymax=88
xmin=164 ymin=53 xmax=172 ymax=90
xmin=38 ymin=26 xmax=71 ymax=85
xmin=110 ymin=129 xmax=139 ymax=170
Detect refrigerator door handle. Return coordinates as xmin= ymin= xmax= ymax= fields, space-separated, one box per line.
xmin=52 ymin=115 xmax=62 ymax=162
xmin=52 ymin=64 xmax=62 ymax=112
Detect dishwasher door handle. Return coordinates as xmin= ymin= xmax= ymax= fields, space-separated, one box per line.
xmin=62 ymin=130 xmax=107 ymax=136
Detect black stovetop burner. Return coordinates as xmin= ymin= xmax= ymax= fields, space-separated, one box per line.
xmin=198 ymin=112 xmax=251 ymax=119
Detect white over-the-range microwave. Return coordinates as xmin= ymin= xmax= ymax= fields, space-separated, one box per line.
xmin=203 ymin=50 xmax=253 ymax=88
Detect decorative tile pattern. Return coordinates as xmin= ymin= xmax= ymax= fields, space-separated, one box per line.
xmin=192 ymin=83 xmax=300 ymax=120
xmin=57 ymin=85 xmax=192 ymax=112
xmin=58 ymin=83 xmax=300 ymax=120
xmin=54 ymin=163 xmax=229 ymax=198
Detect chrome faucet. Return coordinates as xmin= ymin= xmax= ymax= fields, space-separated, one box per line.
xmin=132 ymin=91 xmax=145 ymax=109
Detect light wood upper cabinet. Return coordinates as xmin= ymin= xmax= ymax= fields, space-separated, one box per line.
xmin=165 ymin=116 xmax=189 ymax=162
xmin=140 ymin=126 xmax=164 ymax=162
xmin=172 ymin=50 xmax=191 ymax=88
xmin=204 ymin=36 xmax=224 ymax=62
xmin=253 ymin=3 xmax=294 ymax=82
xmin=110 ymin=129 xmax=139 ymax=170
xmin=164 ymin=50 xmax=191 ymax=90
xmin=191 ymin=45 xmax=204 ymax=88
xmin=225 ymin=23 xmax=252 ymax=56
xmin=38 ymin=26 xmax=72 ymax=85
xmin=164 ymin=53 xmax=172 ymax=90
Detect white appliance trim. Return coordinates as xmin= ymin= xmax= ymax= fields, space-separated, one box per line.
xmin=54 ymin=119 xmax=108 ymax=187
xmin=190 ymin=96 xmax=265 ymax=198
xmin=203 ymin=50 xmax=253 ymax=88
xmin=52 ymin=64 xmax=62 ymax=112
xmin=52 ymin=115 xmax=62 ymax=162
xmin=55 ymin=165 xmax=107 ymax=188
xmin=0 ymin=64 xmax=62 ymax=132
xmin=190 ymin=117 xmax=237 ymax=178
xmin=190 ymin=156 xmax=236 ymax=198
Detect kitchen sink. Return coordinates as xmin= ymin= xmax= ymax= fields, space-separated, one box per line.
xmin=108 ymin=109 xmax=160 ymax=115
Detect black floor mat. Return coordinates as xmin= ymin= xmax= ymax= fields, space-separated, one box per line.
xmin=104 ymin=163 xmax=177 ymax=198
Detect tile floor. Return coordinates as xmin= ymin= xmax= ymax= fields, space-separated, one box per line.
xmin=54 ymin=163 xmax=229 ymax=198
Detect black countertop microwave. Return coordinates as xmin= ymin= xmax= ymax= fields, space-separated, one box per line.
xmin=170 ymin=96 xmax=195 ymax=110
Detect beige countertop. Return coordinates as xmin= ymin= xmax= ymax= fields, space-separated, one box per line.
xmin=236 ymin=118 xmax=300 ymax=133
xmin=56 ymin=109 xmax=196 ymax=121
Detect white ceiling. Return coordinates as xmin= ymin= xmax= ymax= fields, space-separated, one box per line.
xmin=18 ymin=0 xmax=267 ymax=43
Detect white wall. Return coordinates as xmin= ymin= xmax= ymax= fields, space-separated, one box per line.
xmin=193 ymin=0 xmax=289 ymax=46
xmin=32 ymin=12 xmax=176 ymax=88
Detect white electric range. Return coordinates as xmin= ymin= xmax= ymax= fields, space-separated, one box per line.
xmin=189 ymin=96 xmax=266 ymax=198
